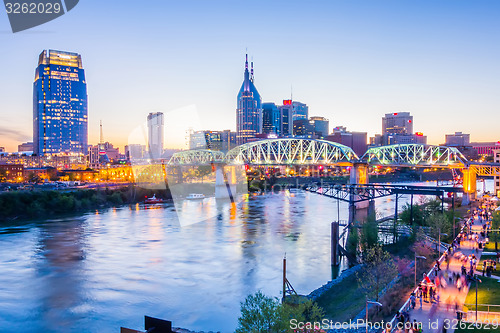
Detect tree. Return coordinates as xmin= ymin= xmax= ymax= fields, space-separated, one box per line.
xmin=425 ymin=199 xmax=442 ymax=215
xmin=412 ymin=229 xmax=434 ymax=259
xmin=236 ymin=292 xmax=325 ymax=333
xmin=427 ymin=212 xmax=451 ymax=246
xmin=360 ymin=213 xmax=378 ymax=252
xmin=236 ymin=291 xmax=282 ymax=333
xmin=399 ymin=202 xmax=426 ymax=226
xmin=196 ymin=165 xmax=213 ymax=182
xmin=346 ymin=227 xmax=359 ymax=258
xmin=491 ymin=211 xmax=500 ymax=251
xmin=357 ymin=244 xmax=397 ymax=301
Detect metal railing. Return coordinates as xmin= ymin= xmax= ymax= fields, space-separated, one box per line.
xmin=464 ymin=303 xmax=500 ymax=314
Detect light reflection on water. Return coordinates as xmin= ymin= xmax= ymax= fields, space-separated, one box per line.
xmin=0 ymin=180 xmax=493 ymax=333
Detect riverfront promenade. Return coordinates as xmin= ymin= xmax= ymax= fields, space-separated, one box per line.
xmin=406 ymin=215 xmax=487 ymax=332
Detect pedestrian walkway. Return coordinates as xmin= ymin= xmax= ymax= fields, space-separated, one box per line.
xmin=475 ymin=271 xmax=500 ymax=281
xmin=396 ymin=212 xmax=491 ymax=333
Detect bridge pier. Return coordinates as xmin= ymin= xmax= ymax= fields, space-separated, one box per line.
xmin=462 ymin=168 xmax=477 ymax=206
xmin=350 ymin=163 xmax=370 ymax=209
xmin=215 ymin=164 xmax=237 ymax=200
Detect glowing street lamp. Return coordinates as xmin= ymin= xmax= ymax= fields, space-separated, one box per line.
xmin=438 ymin=231 xmax=448 ymax=257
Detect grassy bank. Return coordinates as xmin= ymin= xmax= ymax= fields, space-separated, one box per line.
xmin=463 ymin=276 xmax=500 ymax=310
xmin=0 ymin=186 xmax=170 ymax=222
xmin=455 ymin=277 xmax=500 ymax=333
xmin=315 ymin=276 xmax=365 ymax=322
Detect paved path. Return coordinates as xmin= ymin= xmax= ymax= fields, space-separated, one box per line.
xmin=404 ymin=216 xmax=487 ymax=333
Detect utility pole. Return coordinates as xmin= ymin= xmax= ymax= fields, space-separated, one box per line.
xmin=394 ymin=194 xmax=399 ymax=243
xmin=410 ymin=194 xmax=414 ymax=225
xmin=282 ymin=255 xmax=286 ymax=304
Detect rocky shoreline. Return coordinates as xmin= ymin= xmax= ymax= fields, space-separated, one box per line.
xmin=307 ymin=264 xmax=365 ymax=300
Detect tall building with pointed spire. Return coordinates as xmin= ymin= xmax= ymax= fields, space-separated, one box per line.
xmin=236 ymin=54 xmax=262 ymax=144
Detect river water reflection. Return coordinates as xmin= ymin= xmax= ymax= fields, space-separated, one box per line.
xmin=0 ymin=180 xmax=493 ymax=332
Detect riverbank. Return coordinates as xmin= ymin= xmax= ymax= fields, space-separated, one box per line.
xmin=0 ymin=186 xmax=171 ymax=222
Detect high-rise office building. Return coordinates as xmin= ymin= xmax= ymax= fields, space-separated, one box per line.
xmin=147 ymin=112 xmax=164 ymax=159
xmin=293 ymin=119 xmax=315 ymax=138
xmin=370 ymin=112 xmax=424 ymax=146
xmin=262 ymin=103 xmax=280 ymax=135
xmin=382 ymin=112 xmax=413 ymax=135
xmin=292 ymin=101 xmax=308 ymax=121
xmin=309 ymin=116 xmax=329 ymax=138
xmin=326 ymin=128 xmax=368 ymax=156
xmin=236 ymin=55 xmax=262 ymax=144
xmin=278 ymin=100 xmax=293 ymax=136
xmin=33 ymin=50 xmax=88 ymax=156
xmin=445 ymin=132 xmax=470 ymax=146
xmin=494 ymin=150 xmax=500 ymax=197
xmin=189 ymin=130 xmax=236 ymax=152
xmin=125 ymin=144 xmax=146 ymax=160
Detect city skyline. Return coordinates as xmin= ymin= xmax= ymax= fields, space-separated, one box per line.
xmin=0 ymin=0 xmax=499 ymax=152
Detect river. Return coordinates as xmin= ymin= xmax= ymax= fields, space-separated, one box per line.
xmin=0 ymin=180 xmax=494 ymax=332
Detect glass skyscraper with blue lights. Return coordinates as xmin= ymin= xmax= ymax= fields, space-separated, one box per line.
xmin=33 ymin=50 xmax=88 ymax=156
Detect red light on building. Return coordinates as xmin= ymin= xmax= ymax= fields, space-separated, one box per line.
xmin=394 ymin=113 xmax=398 ymax=115
xmin=283 ymin=100 xmax=292 ymax=105
xmin=408 ymin=120 xmax=412 ymax=123
xmin=415 ymin=132 xmax=423 ymax=136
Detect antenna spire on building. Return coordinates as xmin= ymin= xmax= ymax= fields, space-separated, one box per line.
xmin=245 ymin=53 xmax=248 ymax=69
xmin=250 ymin=58 xmax=254 ymax=82
xmin=99 ymin=120 xmax=103 ymax=144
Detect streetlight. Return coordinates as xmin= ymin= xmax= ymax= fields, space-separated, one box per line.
xmin=438 ymin=230 xmax=448 ymax=258
xmin=453 ymin=217 xmax=460 ymax=239
xmin=471 ymin=276 xmax=482 ymax=323
xmin=366 ymin=300 xmax=383 ymax=333
xmin=415 ymin=255 xmax=427 ymax=289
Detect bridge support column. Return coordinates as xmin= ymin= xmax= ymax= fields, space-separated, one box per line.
xmin=462 ymin=168 xmax=477 ymax=206
xmin=331 ymin=222 xmax=339 ymax=266
xmin=350 ymin=163 xmax=370 ymax=209
xmin=368 ymin=200 xmax=375 ymax=217
xmin=215 ymin=165 xmax=237 ymax=200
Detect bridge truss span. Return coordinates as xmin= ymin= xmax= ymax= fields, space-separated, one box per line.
xmin=469 ymin=164 xmax=500 ymax=177
xmin=361 ymin=144 xmax=467 ymax=168
xmin=168 ymin=149 xmax=225 ymax=166
xmin=306 ymin=183 xmax=461 ymax=203
xmin=225 ymin=138 xmax=358 ymax=166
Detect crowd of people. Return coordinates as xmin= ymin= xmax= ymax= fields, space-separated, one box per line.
xmin=393 ymin=202 xmax=497 ymax=332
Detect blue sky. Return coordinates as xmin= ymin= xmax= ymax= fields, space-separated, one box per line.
xmin=0 ymin=0 xmax=499 ymax=151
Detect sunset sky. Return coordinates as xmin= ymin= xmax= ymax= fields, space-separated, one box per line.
xmin=0 ymin=0 xmax=499 ymax=152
